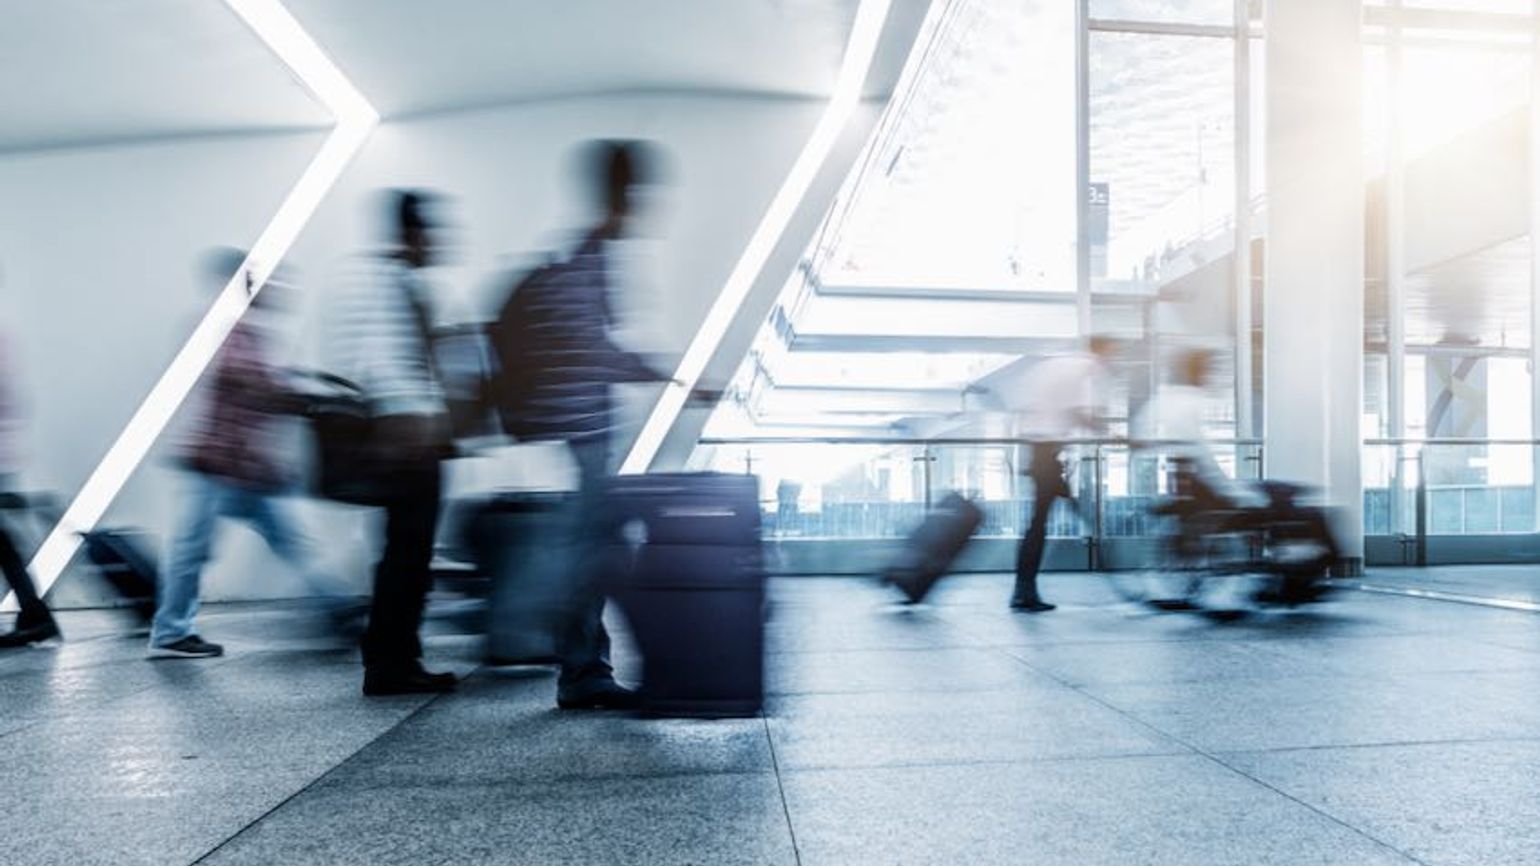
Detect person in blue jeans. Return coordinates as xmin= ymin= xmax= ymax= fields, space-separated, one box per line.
xmin=149 ymin=251 xmax=351 ymax=659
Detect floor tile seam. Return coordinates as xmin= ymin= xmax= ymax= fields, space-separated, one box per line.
xmin=766 ymin=683 xmax=1063 ymax=698
xmin=766 ymin=747 xmax=1201 ymax=777
xmin=1211 ymin=733 xmax=1540 ymax=758
xmin=995 ymin=651 xmax=1433 ymax=866
xmin=763 ymin=643 xmax=991 ymax=657
xmin=1185 ymin=749 xmax=1434 ymax=865
xmin=186 ymin=688 xmax=450 ymax=866
xmin=1468 ymin=636 xmax=1540 ymax=657
xmin=761 ymin=714 xmax=804 ymax=866
xmin=1001 ymin=649 xmax=1540 ymax=690
xmin=303 ymin=766 xmax=782 ymax=794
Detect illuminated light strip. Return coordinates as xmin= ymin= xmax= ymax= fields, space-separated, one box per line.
xmin=1333 ymin=580 xmax=1540 ymax=614
xmin=8 ymin=0 xmax=377 ymax=605
xmin=619 ymin=0 xmax=893 ymax=475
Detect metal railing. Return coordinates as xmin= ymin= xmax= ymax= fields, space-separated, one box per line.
xmin=693 ymin=435 xmax=1264 ymax=569
xmin=1363 ymin=437 xmax=1540 ymax=566
xmin=693 ymin=434 xmax=1540 ymax=568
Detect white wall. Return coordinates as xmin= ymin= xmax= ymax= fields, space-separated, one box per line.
xmin=0 ymin=93 xmax=826 ymax=605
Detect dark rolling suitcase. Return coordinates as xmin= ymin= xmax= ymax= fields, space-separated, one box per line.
xmin=0 ymin=492 xmax=158 ymax=621
xmin=462 ymin=492 xmax=574 ymax=665
xmin=607 ymin=473 xmax=765 ymax=718
xmin=79 ymin=529 xmax=159 ymax=622
xmin=884 ymin=492 xmax=983 ymax=604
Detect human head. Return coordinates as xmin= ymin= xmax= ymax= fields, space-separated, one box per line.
xmin=1176 ymin=348 xmax=1213 ymax=387
xmin=584 ymin=139 xmax=661 ymax=236
xmin=392 ymin=189 xmax=440 ymax=268
xmin=1088 ymin=335 xmax=1119 ymax=363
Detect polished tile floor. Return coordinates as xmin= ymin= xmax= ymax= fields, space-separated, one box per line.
xmin=5 ymin=572 xmax=1540 ymax=865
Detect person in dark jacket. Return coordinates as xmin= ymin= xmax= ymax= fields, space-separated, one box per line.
xmin=0 ymin=319 xmax=58 ymax=648
xmin=500 ymin=141 xmax=683 ymax=710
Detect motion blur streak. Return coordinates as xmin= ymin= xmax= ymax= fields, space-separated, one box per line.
xmin=6 ymin=0 xmax=378 ymax=606
xmin=619 ymin=0 xmax=894 ymax=475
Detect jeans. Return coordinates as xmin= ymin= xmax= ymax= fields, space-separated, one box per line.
xmin=151 ymin=473 xmax=345 ymax=647
xmin=1014 ymin=444 xmax=1073 ymax=605
xmin=360 ymin=458 xmax=442 ymax=673
xmin=556 ymin=437 xmax=616 ymax=693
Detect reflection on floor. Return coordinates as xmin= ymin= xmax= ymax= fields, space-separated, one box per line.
xmin=1352 ymin=563 xmax=1540 ymax=607
xmin=6 ymin=572 xmax=1540 ymax=866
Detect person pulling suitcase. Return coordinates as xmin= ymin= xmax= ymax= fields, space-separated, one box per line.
xmin=490 ymin=140 xmax=718 ymax=710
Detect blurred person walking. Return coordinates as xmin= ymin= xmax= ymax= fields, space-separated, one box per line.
xmin=493 ymin=141 xmax=681 ymax=710
xmin=148 ymin=250 xmax=354 ymax=659
xmin=335 ymin=192 xmax=458 ymax=696
xmin=0 ymin=313 xmax=59 ymax=647
xmin=1002 ymin=337 xmax=1117 ymax=613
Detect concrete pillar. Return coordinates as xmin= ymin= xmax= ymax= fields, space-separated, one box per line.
xmin=1264 ymin=0 xmax=1365 ymax=571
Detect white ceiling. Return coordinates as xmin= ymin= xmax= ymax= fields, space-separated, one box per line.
xmin=1 ymin=0 xmax=922 ymax=153
xmin=287 ymin=0 xmax=868 ymax=118
xmin=0 ymin=0 xmax=328 ymax=152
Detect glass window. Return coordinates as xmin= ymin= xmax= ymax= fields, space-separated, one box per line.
xmin=1090 ymin=0 xmax=1236 ymax=26
xmin=823 ymin=1 xmax=1077 ymax=292
xmin=1089 ymin=32 xmax=1235 ymax=292
xmin=1404 ymin=0 xmax=1534 ymax=13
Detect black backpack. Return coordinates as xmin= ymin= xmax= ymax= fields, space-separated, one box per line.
xmin=488 ymin=258 xmax=563 ymax=438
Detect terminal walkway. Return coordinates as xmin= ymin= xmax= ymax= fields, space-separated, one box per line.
xmin=5 ymin=572 xmax=1540 ymax=865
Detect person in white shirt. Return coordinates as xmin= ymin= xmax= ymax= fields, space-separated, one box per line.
xmin=1007 ymin=337 xmax=1117 ymax=612
xmin=1133 ymin=348 xmax=1259 ymax=510
xmin=333 ymin=191 xmax=458 ymax=697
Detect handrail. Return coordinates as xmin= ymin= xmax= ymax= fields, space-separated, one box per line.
xmin=696 ymin=436 xmax=1265 ymax=448
xmin=1364 ymin=438 xmax=1540 ymax=446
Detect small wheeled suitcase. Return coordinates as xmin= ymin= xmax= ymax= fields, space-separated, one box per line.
xmin=461 ymin=492 xmax=575 ymax=665
xmin=884 ymin=492 xmax=983 ymax=604
xmin=78 ymin=529 xmax=159 ymax=622
xmin=607 ymin=473 xmax=765 ymax=718
xmin=0 ymin=492 xmax=158 ymax=621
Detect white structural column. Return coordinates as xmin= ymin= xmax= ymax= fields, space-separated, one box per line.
xmin=1264 ymin=0 xmax=1365 ymax=569
xmin=1530 ymin=6 xmax=1540 ymax=533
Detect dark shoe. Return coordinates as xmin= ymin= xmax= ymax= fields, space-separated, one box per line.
xmin=1010 ymin=600 xmax=1057 ymax=613
xmin=0 ymin=618 xmax=61 ymax=648
xmin=363 ymin=667 xmax=458 ymax=696
xmin=147 ymin=635 xmax=224 ymax=659
xmin=557 ymin=682 xmax=641 ymax=711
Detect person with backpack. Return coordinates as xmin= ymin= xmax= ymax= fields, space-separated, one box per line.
xmin=492 ymin=141 xmax=695 ymax=710
xmin=334 ymin=192 xmax=459 ymax=696
xmin=148 ymin=250 xmax=354 ymax=659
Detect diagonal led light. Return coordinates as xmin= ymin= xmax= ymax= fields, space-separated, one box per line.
xmin=619 ymin=0 xmax=893 ymax=475
xmin=7 ymin=0 xmax=377 ymax=605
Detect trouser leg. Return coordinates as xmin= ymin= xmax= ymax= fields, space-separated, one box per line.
xmin=557 ymin=438 xmax=616 ymax=691
xmin=0 ymin=518 xmax=48 ymax=628
xmin=1013 ymin=445 xmax=1067 ymax=605
xmin=150 ymin=474 xmax=224 ymax=646
xmin=361 ymin=460 xmax=441 ymax=672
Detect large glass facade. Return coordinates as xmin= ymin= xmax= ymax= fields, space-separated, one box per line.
xmin=1363 ymin=2 xmax=1537 ymax=551
xmin=685 ymin=0 xmax=1540 ymax=566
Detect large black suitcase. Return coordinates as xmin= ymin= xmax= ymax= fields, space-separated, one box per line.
xmin=607 ymin=473 xmax=765 ymax=718
xmin=461 ymin=492 xmax=574 ymax=665
xmin=884 ymin=492 xmax=983 ymax=604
